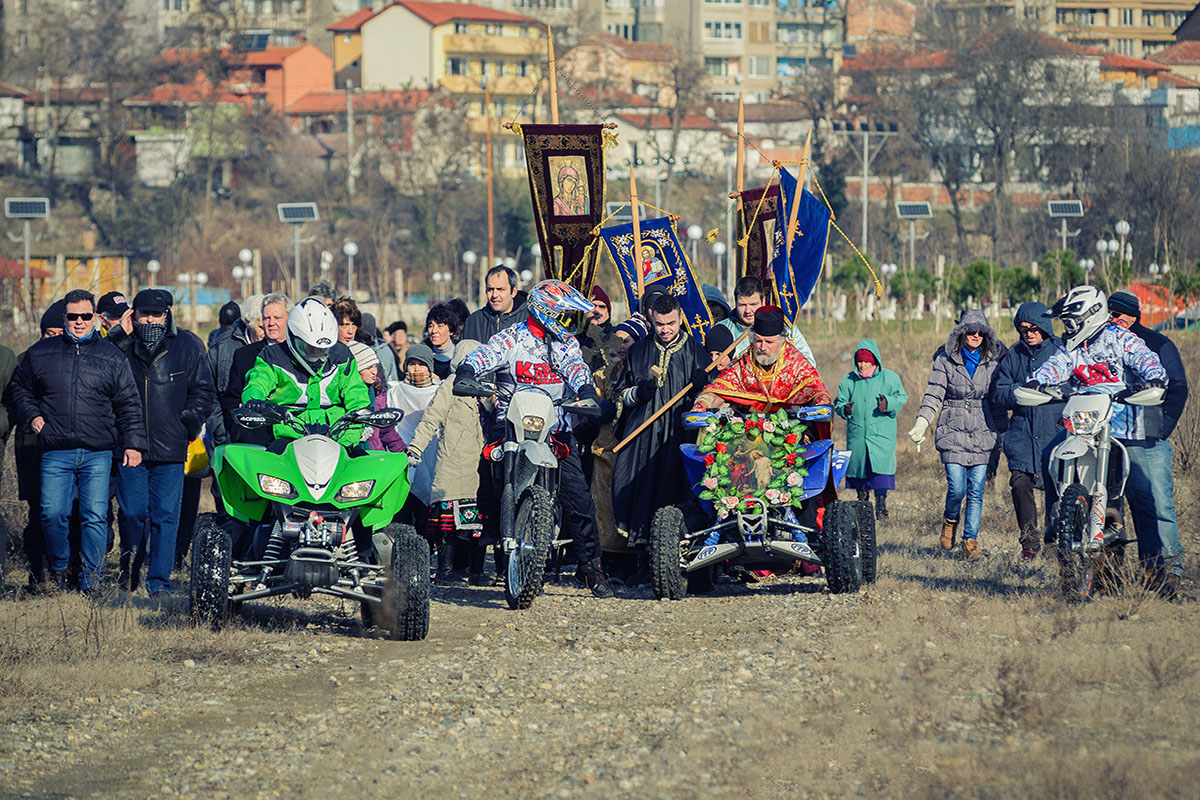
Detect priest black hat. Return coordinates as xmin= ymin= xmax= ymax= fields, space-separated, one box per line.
xmin=705 ymin=325 xmax=735 ymax=353
xmin=752 ymin=305 xmax=786 ymax=336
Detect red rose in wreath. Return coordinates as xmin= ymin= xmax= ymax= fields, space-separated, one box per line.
xmin=715 ymin=442 xmax=727 ymax=453
xmin=704 ymin=453 xmax=715 ymax=466
xmin=785 ymin=453 xmax=798 ymax=467
xmin=784 ymin=433 xmax=798 ymax=445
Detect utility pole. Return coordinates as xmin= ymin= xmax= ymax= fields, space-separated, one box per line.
xmin=346 ymin=80 xmax=356 ymax=198
xmin=833 ymin=121 xmax=899 ymax=258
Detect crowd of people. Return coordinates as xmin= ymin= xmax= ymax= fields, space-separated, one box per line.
xmin=0 ymin=266 xmax=1187 ymax=602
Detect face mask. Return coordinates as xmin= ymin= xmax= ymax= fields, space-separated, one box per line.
xmin=133 ymin=321 xmax=167 ymax=353
xmin=857 ymin=362 xmax=876 ymax=378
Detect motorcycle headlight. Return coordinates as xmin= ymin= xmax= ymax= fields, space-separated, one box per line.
xmin=1065 ymin=409 xmax=1102 ymax=436
xmin=258 ymin=474 xmax=297 ymax=499
xmin=335 ymin=480 xmax=375 ymax=502
xmin=522 ymin=415 xmax=546 ymax=433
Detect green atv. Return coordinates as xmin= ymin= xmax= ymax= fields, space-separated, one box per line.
xmin=188 ymin=403 xmax=430 ymax=640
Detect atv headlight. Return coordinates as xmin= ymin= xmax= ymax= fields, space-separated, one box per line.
xmin=522 ymin=415 xmax=546 ymax=433
xmin=258 ymin=474 xmax=297 ymax=499
xmin=335 ymin=480 xmax=375 ymax=503
xmin=1065 ymin=409 xmax=1102 ymax=436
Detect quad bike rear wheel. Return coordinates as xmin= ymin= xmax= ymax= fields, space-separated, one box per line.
xmin=1052 ymin=484 xmax=1096 ymax=602
xmin=506 ymin=486 xmax=554 ymax=610
xmin=382 ymin=524 xmax=431 ymax=640
xmin=854 ymin=500 xmax=878 ymax=584
xmin=189 ymin=516 xmax=232 ymax=628
xmin=822 ymin=501 xmax=863 ymax=595
xmin=650 ymin=505 xmax=689 ymax=600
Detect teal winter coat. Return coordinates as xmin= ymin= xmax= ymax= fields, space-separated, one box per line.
xmin=834 ymin=339 xmax=908 ymax=479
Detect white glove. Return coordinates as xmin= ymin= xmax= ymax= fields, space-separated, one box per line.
xmin=908 ymin=417 xmax=930 ymax=446
xmin=405 ymin=446 xmax=422 ymax=465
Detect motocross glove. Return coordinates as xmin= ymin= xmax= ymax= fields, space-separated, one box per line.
xmin=404 ymin=445 xmax=422 ymax=465
xmin=246 ymin=399 xmax=279 ymax=416
xmin=578 ymin=384 xmax=601 ymax=405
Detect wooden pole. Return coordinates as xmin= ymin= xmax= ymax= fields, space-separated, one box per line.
xmin=631 ymin=165 xmax=644 ymax=299
xmin=485 ymin=83 xmax=496 ymax=277
xmin=547 ymin=25 xmax=558 ymax=124
xmin=784 ymin=127 xmax=812 ymax=261
xmin=736 ymin=94 xmax=745 ymax=275
xmin=609 ymin=328 xmax=751 ymax=455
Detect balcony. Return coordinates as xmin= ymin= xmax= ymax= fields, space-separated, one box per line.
xmin=442 ymin=33 xmax=545 ymax=58
xmin=441 ymin=74 xmax=541 ymax=97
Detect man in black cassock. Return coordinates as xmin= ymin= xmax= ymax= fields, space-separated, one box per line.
xmin=611 ymin=292 xmax=710 ymax=548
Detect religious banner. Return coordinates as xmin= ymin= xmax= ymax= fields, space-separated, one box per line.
xmin=520 ymin=123 xmax=607 ymax=293
xmin=599 ymin=216 xmax=715 ymax=345
xmin=736 ymin=183 xmax=780 ymax=286
xmin=771 ymin=166 xmax=831 ymax=323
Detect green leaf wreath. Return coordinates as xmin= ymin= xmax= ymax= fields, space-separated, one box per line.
xmin=695 ymin=409 xmax=809 ymax=517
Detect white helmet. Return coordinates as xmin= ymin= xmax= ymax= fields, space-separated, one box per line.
xmin=286 ymin=297 xmax=338 ymax=374
xmin=1050 ymin=285 xmax=1107 ymax=350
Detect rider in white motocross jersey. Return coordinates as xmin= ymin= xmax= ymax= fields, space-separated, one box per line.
xmin=456 ymin=279 xmax=613 ymax=598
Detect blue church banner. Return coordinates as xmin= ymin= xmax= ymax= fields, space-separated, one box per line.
xmin=771 ymin=166 xmax=831 ymax=323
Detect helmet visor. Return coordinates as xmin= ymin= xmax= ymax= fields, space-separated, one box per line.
xmin=297 ymin=339 xmax=330 ymax=364
xmin=556 ymin=310 xmax=585 ymax=336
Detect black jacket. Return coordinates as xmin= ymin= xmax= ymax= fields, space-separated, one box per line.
xmin=462 ymin=291 xmax=529 ymax=345
xmin=207 ymin=319 xmax=253 ymax=447
xmin=992 ymin=303 xmax=1064 ymax=479
xmin=113 ymin=315 xmax=215 ymax=463
xmin=222 ymin=339 xmax=272 ymax=446
xmin=8 ymin=332 xmax=147 ymax=454
xmin=1129 ymin=321 xmax=1189 ymax=440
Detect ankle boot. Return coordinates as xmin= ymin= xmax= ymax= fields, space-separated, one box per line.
xmin=962 ymin=538 xmax=982 ymax=560
xmin=580 ymin=559 xmax=614 ymax=598
xmin=856 ymin=489 xmax=870 ymax=503
xmin=875 ymin=493 xmax=888 ymax=520
xmin=435 ymin=539 xmax=455 ymax=584
xmin=940 ymin=518 xmax=958 ymax=550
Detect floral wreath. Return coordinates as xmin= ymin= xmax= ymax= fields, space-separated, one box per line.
xmin=695 ymin=409 xmax=809 ymax=518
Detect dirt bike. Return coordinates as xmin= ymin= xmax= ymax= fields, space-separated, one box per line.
xmin=647 ymin=405 xmax=874 ymax=600
xmin=454 ymin=376 xmax=600 ymax=609
xmin=1015 ymin=381 xmax=1164 ymax=601
xmin=190 ymin=403 xmax=430 ymax=640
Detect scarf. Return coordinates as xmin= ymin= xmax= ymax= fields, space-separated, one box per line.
xmin=134 ymin=321 xmax=168 ymax=354
xmin=431 ymin=339 xmax=454 ymax=363
xmin=67 ymin=327 xmax=96 ymax=344
xmin=857 ymin=362 xmax=876 ymax=379
xmin=962 ymin=345 xmax=980 ymax=377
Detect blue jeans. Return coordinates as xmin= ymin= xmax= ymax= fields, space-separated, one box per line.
xmin=116 ymin=461 xmax=185 ymax=594
xmin=944 ymin=463 xmax=987 ymax=541
xmin=1123 ymin=439 xmax=1183 ymax=577
xmin=41 ymin=449 xmax=112 ymax=590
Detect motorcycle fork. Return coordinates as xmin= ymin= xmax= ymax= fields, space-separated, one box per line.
xmin=1087 ymin=430 xmax=1112 ymax=542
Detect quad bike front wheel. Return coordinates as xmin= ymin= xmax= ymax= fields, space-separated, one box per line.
xmin=383 ymin=524 xmax=431 ymax=640
xmin=1052 ymin=484 xmax=1096 ymax=602
xmin=822 ymin=501 xmax=863 ymax=595
xmin=506 ymin=486 xmax=554 ymax=610
xmin=650 ymin=505 xmax=689 ymax=600
xmin=189 ymin=515 xmax=232 ymax=628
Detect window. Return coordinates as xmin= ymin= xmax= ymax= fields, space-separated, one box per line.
xmin=447 ymin=57 xmax=467 ymax=75
xmin=606 ymin=0 xmax=631 ymax=7
xmin=19 ymin=0 xmax=27 ymax=13
xmin=495 ymin=99 xmax=506 ymax=117
xmin=479 ymin=59 xmax=489 ymax=76
xmin=1120 ymin=8 xmax=1133 ymax=26
xmin=454 ymin=22 xmax=468 ymax=34
xmin=485 ymin=24 xmax=501 ymax=35
xmin=17 ymin=30 xmax=27 ymax=50
xmin=495 ymin=61 xmax=505 ymax=77
xmin=749 ymin=0 xmax=770 ymax=5
xmin=606 ymin=23 xmax=633 ymax=39
xmin=748 ymin=55 xmax=769 ymax=76
xmin=518 ymin=60 xmax=528 ymax=77
xmin=704 ymin=0 xmax=743 ymax=4
xmin=344 ymin=33 xmax=351 ymax=43
xmin=1117 ymin=38 xmax=1135 ymax=55
xmin=703 ymin=21 xmax=743 ymax=40
xmin=705 ymin=56 xmax=730 ymax=76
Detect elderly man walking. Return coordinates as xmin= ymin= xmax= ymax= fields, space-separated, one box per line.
xmin=8 ymin=290 xmax=146 ymax=591
xmin=111 ymin=289 xmax=215 ymax=596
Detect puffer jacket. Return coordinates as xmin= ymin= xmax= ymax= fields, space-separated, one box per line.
xmin=8 ymin=331 xmax=147 ymax=454
xmin=114 ymin=313 xmax=216 ymax=463
xmin=992 ymin=302 xmax=1064 ymax=478
xmin=406 ymin=340 xmax=484 ymax=503
xmin=916 ymin=309 xmax=1008 ymax=466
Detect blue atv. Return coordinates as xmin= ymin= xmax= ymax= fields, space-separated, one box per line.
xmin=647 ymin=405 xmax=876 ymax=600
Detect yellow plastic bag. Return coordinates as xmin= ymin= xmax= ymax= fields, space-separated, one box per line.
xmin=184 ymin=433 xmax=210 ymax=476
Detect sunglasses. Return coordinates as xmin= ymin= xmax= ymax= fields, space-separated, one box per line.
xmin=964 ymin=328 xmax=985 ymax=336
xmin=1017 ymin=324 xmax=1041 ymax=334
xmin=66 ymin=313 xmax=94 ymax=322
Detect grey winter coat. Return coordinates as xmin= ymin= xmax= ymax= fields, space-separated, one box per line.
xmin=406 ymin=340 xmax=485 ymax=503
xmin=917 ymin=309 xmax=1008 ymax=466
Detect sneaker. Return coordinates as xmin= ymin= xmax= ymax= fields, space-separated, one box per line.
xmin=468 ymin=573 xmax=495 ymax=587
xmin=1021 ymin=547 xmax=1038 ymax=561
xmin=579 ymin=560 xmax=614 ymax=598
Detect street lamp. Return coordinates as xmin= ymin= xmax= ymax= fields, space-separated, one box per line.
xmin=178 ymin=270 xmax=208 ymax=328
xmin=1081 ymin=257 xmax=1096 ymax=285
xmin=432 ymin=271 xmax=450 ymax=301
xmin=231 ymin=263 xmax=254 ymax=299
xmin=503 ymin=256 xmax=516 ymax=271
xmin=343 ymin=241 xmax=359 ymax=299
xmin=519 ymin=268 xmax=533 ymax=287
xmin=319 ymin=250 xmax=333 ymax=288
xmin=712 ymin=240 xmax=727 ymax=279
xmin=531 ymin=243 xmax=542 ymax=278
xmin=686 ymin=224 xmax=703 ymax=268
xmin=146 ymin=259 xmax=160 ymax=288
xmin=462 ymin=249 xmax=477 ymax=302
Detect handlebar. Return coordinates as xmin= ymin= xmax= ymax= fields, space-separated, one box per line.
xmin=233 ymin=404 xmax=405 ymax=437
xmin=1015 ymin=382 xmax=1165 ymax=407
xmin=451 ymin=377 xmax=601 ymax=418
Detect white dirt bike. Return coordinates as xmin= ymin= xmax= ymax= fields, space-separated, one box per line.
xmin=1015 ymin=381 xmax=1164 ymax=600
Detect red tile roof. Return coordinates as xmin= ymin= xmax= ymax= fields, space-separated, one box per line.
xmin=328 ymin=7 xmax=377 ymax=32
xmin=24 ymin=87 xmax=108 ymax=104
xmin=238 ymin=46 xmax=304 ymax=67
xmin=125 ymin=83 xmax=251 ymax=106
xmin=575 ymin=32 xmax=677 ymax=63
xmin=1158 ymin=71 xmax=1200 ymax=89
xmin=287 ymin=89 xmax=436 ymax=114
xmin=1101 ymin=53 xmax=1168 ymax=73
xmin=0 ymin=256 xmax=50 ymax=280
xmin=1147 ymin=40 xmax=1200 ymax=65
xmin=395 ymin=1 xmax=536 ymax=26
xmin=615 ymin=112 xmax=727 ymax=131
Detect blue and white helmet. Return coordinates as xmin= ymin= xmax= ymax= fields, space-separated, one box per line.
xmin=527 ymin=279 xmax=593 ymax=340
xmin=286 ymin=297 xmax=339 ymax=374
